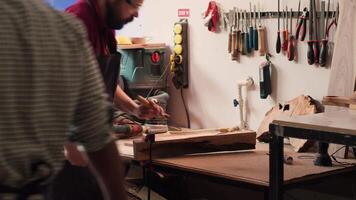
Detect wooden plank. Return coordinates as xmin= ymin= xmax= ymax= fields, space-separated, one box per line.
xmin=117 ymin=130 xmax=256 ymax=161
xmin=322 ymin=96 xmax=356 ymax=107
xmin=273 ymin=110 xmax=356 ymax=136
xmin=153 ymin=144 xmax=356 ymax=187
xmin=327 ymin=0 xmax=356 ymax=157
xmin=327 ymin=0 xmax=356 ymax=97
xmin=118 ymin=43 xmax=166 ymax=49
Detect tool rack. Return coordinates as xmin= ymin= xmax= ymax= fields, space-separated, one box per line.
xmin=229 ymin=11 xmax=337 ymax=19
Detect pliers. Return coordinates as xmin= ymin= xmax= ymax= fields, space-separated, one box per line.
xmin=296 ymin=7 xmax=308 ymax=41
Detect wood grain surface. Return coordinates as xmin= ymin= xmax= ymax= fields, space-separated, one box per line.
xmin=117 ymin=130 xmax=256 ymax=161
xmin=327 ymin=0 xmax=356 ymax=157
xmin=153 ymin=143 xmax=356 ymax=187
xmin=273 ymin=110 xmax=356 ymax=137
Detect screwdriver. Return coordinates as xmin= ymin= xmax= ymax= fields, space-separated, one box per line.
xmin=236 ymin=8 xmax=241 ymax=54
xmin=249 ymin=3 xmax=254 ymax=51
xmin=319 ymin=0 xmax=329 ymax=66
xmin=276 ymin=0 xmax=281 ymax=54
xmin=307 ymin=0 xmax=315 ymax=65
xmin=238 ymin=10 xmax=244 ymax=53
xmin=312 ymin=0 xmax=319 ymax=64
xmin=228 ymin=10 xmax=233 ymax=54
xmin=241 ymin=10 xmax=247 ymax=55
xmin=287 ymin=8 xmax=295 ymax=61
xmin=245 ymin=10 xmax=251 ymax=54
xmin=253 ymin=4 xmax=259 ymax=51
xmin=282 ymin=7 xmax=289 ymax=52
xmin=231 ymin=8 xmax=238 ymax=61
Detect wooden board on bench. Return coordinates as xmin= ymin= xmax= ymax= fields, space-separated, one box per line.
xmin=116 ymin=130 xmax=256 ymax=161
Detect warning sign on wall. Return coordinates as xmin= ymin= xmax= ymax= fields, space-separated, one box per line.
xmin=178 ymin=9 xmax=190 ymax=17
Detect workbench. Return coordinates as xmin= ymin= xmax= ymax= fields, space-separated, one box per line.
xmin=121 ymin=142 xmax=356 ymax=200
xmin=269 ymin=109 xmax=356 ymax=200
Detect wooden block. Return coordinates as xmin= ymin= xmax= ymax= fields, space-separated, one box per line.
xmin=322 ymin=96 xmax=356 ymax=107
xmin=117 ymin=130 xmax=256 ymax=161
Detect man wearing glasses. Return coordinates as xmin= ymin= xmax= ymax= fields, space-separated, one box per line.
xmin=46 ymin=0 xmax=158 ymax=199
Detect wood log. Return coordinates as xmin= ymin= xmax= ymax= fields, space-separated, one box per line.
xmin=117 ymin=130 xmax=256 ymax=161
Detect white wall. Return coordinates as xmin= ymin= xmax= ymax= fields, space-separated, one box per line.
xmin=118 ymin=0 xmax=337 ymax=131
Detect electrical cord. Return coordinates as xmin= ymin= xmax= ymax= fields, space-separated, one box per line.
xmin=147 ymin=140 xmax=152 ymax=200
xmin=298 ymin=146 xmax=355 ymax=166
xmin=330 ymin=145 xmax=346 ymax=157
xmin=180 ymin=88 xmax=190 ymax=128
xmin=145 ymin=62 xmax=170 ymax=99
xmin=327 ymin=145 xmax=355 ymax=166
xmin=352 ymin=172 xmax=356 ymax=200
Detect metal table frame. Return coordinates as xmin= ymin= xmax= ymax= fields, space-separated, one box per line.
xmin=269 ymin=123 xmax=356 ymax=200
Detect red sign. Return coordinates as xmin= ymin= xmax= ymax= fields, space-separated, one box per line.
xmin=178 ymin=9 xmax=190 ymax=17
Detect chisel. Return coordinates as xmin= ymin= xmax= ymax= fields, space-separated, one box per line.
xmin=231 ymin=8 xmax=238 ymax=60
xmin=249 ymin=2 xmax=254 ymax=51
xmin=228 ymin=10 xmax=233 ymax=54
xmin=276 ymin=0 xmax=281 ymax=53
xmin=238 ymin=10 xmax=244 ymax=53
xmin=282 ymin=7 xmax=289 ymax=52
xmin=241 ymin=10 xmax=247 ymax=55
xmin=307 ymin=0 xmax=315 ymax=65
xmin=245 ymin=10 xmax=251 ymax=54
xmin=258 ymin=3 xmax=267 ymax=56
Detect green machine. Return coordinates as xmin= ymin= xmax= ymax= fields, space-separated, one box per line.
xmin=118 ymin=46 xmax=167 ymax=97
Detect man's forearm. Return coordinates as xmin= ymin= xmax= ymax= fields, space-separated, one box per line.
xmin=87 ymin=141 xmax=127 ymax=200
xmin=113 ymin=86 xmax=138 ymax=114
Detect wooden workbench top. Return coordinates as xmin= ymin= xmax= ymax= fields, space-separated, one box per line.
xmin=153 ymin=143 xmax=356 ymax=187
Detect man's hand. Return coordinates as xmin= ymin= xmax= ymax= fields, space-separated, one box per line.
xmin=64 ymin=143 xmax=88 ymax=167
xmin=133 ymin=95 xmax=169 ymax=120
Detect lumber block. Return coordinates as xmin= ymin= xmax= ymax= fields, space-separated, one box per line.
xmin=117 ymin=130 xmax=256 ymax=161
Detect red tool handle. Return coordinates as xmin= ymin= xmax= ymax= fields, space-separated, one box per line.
xmin=282 ymin=30 xmax=288 ymax=51
xmin=313 ymin=41 xmax=319 ymax=64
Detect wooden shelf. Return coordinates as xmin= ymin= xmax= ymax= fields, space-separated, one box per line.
xmin=118 ymin=43 xmax=166 ymax=50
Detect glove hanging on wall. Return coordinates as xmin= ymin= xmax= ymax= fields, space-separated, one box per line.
xmin=204 ymin=1 xmax=220 ymax=32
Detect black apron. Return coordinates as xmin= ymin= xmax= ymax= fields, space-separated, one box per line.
xmin=97 ymin=53 xmax=121 ymax=101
